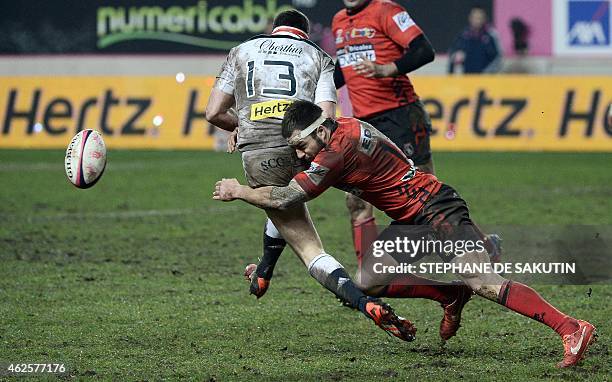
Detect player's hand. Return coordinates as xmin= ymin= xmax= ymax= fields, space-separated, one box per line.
xmin=354 ymin=59 xmax=397 ymax=78
xmin=213 ymin=178 xmax=241 ymax=201
xmin=227 ymin=128 xmax=238 ymax=154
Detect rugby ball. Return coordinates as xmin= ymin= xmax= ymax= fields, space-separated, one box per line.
xmin=64 ymin=129 xmax=107 ymax=189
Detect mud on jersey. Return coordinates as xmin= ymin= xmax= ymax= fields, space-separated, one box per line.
xmin=214 ymin=32 xmax=337 ymax=152
xmin=332 ymin=0 xmax=422 ymax=119
xmin=294 ymin=117 xmax=441 ymax=222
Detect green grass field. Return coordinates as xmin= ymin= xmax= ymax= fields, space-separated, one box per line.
xmin=0 ymin=150 xmax=610 ymax=381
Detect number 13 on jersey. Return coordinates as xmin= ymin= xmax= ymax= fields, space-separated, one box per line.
xmin=246 ymin=60 xmax=297 ymax=98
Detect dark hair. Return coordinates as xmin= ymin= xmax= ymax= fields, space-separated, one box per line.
xmin=281 ymin=100 xmax=322 ymax=139
xmin=272 ymin=9 xmax=310 ymax=34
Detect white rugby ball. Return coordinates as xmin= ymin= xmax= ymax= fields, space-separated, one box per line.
xmin=64 ymin=129 xmax=107 ymax=189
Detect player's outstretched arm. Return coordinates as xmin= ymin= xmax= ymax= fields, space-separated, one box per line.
xmin=213 ymin=179 xmax=312 ymax=210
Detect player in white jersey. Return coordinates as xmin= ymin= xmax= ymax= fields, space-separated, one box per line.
xmin=205 ymin=10 xmax=415 ymax=341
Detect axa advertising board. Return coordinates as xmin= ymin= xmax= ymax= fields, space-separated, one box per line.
xmin=554 ymin=0 xmax=612 ymax=55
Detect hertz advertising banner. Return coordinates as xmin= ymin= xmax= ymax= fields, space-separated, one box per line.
xmin=415 ymin=76 xmax=612 ymax=152
xmin=0 ymin=76 xmax=217 ymax=149
xmin=0 ymin=76 xmax=611 ymax=151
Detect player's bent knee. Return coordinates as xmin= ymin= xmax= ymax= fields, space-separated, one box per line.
xmin=453 ymin=250 xmax=498 ymax=291
xmin=451 ymin=249 xmax=505 ymax=300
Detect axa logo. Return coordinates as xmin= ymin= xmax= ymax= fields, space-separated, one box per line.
xmin=568 ymin=0 xmax=610 ymax=46
xmin=569 ymin=22 xmax=607 ymax=44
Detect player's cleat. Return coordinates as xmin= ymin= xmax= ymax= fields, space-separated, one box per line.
xmin=486 ymin=234 xmax=503 ymax=264
xmin=244 ymin=263 xmax=270 ymax=299
xmin=556 ymin=320 xmax=597 ymax=368
xmin=364 ymin=298 xmax=416 ymax=342
xmin=439 ymin=284 xmax=473 ymax=341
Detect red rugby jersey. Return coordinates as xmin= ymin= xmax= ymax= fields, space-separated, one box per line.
xmin=294 ymin=117 xmax=441 ymax=222
xmin=332 ymin=0 xmax=422 ymax=119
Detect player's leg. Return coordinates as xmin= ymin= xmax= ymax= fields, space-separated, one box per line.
xmin=423 ymin=185 xmax=596 ymax=365
xmin=354 ymin=223 xmax=472 ymax=341
xmin=240 ymin=147 xmax=295 ymax=298
xmin=451 ymin=240 xmax=596 ymax=367
xmin=345 ymin=193 xmax=377 ymax=265
xmin=362 ymin=272 xmax=472 ymax=341
xmin=265 ymin=204 xmax=416 ymax=341
xmin=244 ymin=218 xmax=286 ymax=298
xmin=240 ymin=146 xmax=417 ymax=341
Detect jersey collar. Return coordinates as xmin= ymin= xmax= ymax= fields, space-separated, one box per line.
xmin=271 ymin=26 xmax=309 ymax=39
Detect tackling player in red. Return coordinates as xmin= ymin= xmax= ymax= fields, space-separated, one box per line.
xmin=332 ymin=0 xmax=502 ymax=279
xmin=214 ymin=100 xmax=597 ymax=368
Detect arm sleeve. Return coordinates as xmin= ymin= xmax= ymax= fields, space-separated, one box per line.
xmin=314 ymin=56 xmax=338 ymax=104
xmin=333 ymin=60 xmax=346 ymax=89
xmin=213 ymin=48 xmax=237 ymax=95
xmin=293 ymin=150 xmax=344 ymax=198
xmin=380 ymin=3 xmax=423 ymax=48
xmin=393 ymin=34 xmax=435 ymax=75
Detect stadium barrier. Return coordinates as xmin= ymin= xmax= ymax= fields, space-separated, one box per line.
xmin=0 ymin=75 xmax=610 ymax=151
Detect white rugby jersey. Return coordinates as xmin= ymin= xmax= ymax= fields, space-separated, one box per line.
xmin=214 ymin=27 xmax=337 ymax=152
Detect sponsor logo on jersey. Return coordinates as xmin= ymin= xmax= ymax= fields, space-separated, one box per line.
xmin=392 ymin=11 xmax=416 ymax=32
xmin=304 ymin=162 xmax=329 ymax=185
xmin=337 ymin=44 xmax=376 ymax=67
xmin=335 ymin=27 xmax=376 ymax=45
xmin=350 ymin=27 xmax=376 ymax=39
xmin=403 ymin=142 xmax=414 ymax=157
xmin=400 ymin=167 xmax=416 ymax=182
xmin=358 ymin=126 xmax=376 ymax=156
xmin=568 ymin=0 xmax=610 ymax=46
xmin=258 ymin=39 xmax=304 ymax=56
xmin=335 ymin=29 xmax=344 ymax=44
xmin=260 ymin=156 xmax=291 ymax=171
xmin=250 ymin=99 xmax=293 ymax=121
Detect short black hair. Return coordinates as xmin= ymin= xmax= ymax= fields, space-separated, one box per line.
xmin=272 ymin=9 xmax=310 ymax=34
xmin=281 ymin=100 xmax=322 ymax=139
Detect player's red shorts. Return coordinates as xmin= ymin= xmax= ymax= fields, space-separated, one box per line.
xmin=365 ymin=185 xmax=480 ymax=266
